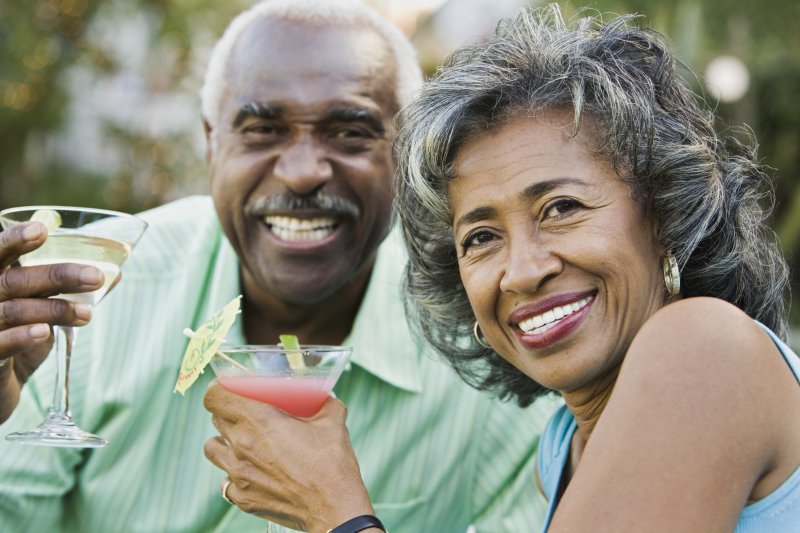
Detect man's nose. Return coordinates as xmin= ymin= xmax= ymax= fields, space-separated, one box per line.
xmin=273 ymin=133 xmax=333 ymax=195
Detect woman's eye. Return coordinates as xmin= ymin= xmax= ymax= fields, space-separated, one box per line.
xmin=461 ymin=230 xmax=495 ymax=253
xmin=544 ymin=198 xmax=580 ymax=220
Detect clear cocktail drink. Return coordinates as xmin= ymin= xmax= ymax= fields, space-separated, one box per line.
xmin=0 ymin=205 xmax=147 ymax=447
xmin=19 ymin=233 xmax=130 ymax=305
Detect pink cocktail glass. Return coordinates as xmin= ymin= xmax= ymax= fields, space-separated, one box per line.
xmin=210 ymin=345 xmax=352 ymax=417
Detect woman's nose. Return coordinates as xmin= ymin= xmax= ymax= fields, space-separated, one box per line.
xmin=498 ymin=239 xmax=563 ymax=294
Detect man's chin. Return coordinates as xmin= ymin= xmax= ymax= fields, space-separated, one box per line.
xmin=261 ymin=271 xmax=352 ymax=305
xmin=273 ymin=286 xmax=340 ymax=306
xmin=243 ymin=252 xmax=373 ymax=307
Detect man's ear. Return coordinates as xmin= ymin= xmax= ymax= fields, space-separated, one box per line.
xmin=203 ymin=118 xmax=214 ymax=165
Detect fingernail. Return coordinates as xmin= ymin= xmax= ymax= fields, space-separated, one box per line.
xmin=74 ymin=304 xmax=92 ymax=321
xmin=80 ymin=266 xmax=103 ymax=285
xmin=29 ymin=324 xmax=51 ymax=339
xmin=22 ymin=223 xmax=43 ymax=241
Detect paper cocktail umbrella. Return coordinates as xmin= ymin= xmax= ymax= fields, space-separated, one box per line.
xmin=174 ymin=296 xmax=242 ymax=395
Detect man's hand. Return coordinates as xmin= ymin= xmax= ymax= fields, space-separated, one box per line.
xmin=0 ymin=221 xmax=104 ymax=423
xmin=204 ymin=382 xmax=375 ymax=533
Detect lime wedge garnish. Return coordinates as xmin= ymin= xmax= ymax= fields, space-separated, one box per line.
xmin=31 ymin=209 xmax=62 ymax=233
xmin=279 ymin=334 xmax=306 ymax=371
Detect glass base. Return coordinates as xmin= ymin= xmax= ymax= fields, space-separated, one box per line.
xmin=5 ymin=410 xmax=108 ymax=448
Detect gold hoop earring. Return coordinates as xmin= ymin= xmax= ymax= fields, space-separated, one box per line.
xmin=662 ymin=251 xmax=680 ymax=296
xmin=473 ymin=321 xmax=492 ymax=350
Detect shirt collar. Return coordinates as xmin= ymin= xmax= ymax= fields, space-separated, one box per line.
xmin=208 ymin=220 xmax=424 ymax=393
xmin=198 ymin=234 xmax=246 ymax=344
xmin=341 ymin=225 xmax=423 ymax=393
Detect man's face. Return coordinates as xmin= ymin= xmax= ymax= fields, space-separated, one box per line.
xmin=207 ymin=17 xmax=399 ymax=305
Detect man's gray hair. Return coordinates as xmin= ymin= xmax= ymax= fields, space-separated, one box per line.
xmin=200 ymin=0 xmax=422 ymax=130
xmin=395 ymin=4 xmax=790 ymax=406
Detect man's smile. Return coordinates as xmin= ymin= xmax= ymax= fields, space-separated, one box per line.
xmin=264 ymin=215 xmax=338 ymax=242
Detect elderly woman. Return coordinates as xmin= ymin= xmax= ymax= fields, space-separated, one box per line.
xmin=394 ymin=5 xmax=800 ymax=533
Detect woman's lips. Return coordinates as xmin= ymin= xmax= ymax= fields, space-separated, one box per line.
xmin=511 ymin=293 xmax=595 ymax=350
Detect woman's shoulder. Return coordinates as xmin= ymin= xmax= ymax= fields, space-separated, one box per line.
xmin=647 ymin=296 xmax=753 ymax=329
xmin=618 ymin=295 xmax=795 ymax=452
xmin=615 ymin=296 xmax=791 ymax=442
xmin=565 ymin=302 xmax=799 ymax=531
xmin=632 ymin=296 xmax=771 ymax=367
xmin=609 ymin=301 xmax=800 ymax=517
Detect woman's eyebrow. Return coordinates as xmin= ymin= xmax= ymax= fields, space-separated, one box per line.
xmin=520 ymin=177 xmax=585 ymax=201
xmin=454 ymin=177 xmax=586 ymax=228
xmin=454 ymin=205 xmax=496 ymax=228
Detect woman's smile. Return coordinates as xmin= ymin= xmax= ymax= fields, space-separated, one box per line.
xmin=449 ymin=109 xmax=665 ymax=392
xmin=511 ymin=292 xmax=595 ymax=349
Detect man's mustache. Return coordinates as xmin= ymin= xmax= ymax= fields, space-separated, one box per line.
xmin=245 ymin=191 xmax=360 ymax=219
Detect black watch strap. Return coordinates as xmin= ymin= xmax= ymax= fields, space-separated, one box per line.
xmin=326 ymin=514 xmax=386 ymax=533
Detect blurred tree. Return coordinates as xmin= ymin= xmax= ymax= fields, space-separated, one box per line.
xmin=0 ymin=0 xmax=253 ymax=213
xmin=0 ymin=0 xmax=103 ymax=207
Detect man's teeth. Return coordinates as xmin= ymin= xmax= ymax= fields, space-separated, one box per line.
xmin=264 ymin=216 xmax=336 ymax=242
xmin=518 ymin=296 xmax=593 ymax=334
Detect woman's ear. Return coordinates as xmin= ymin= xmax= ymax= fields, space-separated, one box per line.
xmin=650 ymin=218 xmax=665 ymax=257
xmin=643 ymin=195 xmax=665 ymax=257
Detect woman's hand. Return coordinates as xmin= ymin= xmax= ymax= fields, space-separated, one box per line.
xmin=0 ymin=222 xmax=103 ymax=423
xmin=203 ymin=382 xmax=375 ymax=532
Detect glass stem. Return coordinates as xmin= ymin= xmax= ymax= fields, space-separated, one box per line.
xmin=50 ymin=325 xmax=76 ymax=417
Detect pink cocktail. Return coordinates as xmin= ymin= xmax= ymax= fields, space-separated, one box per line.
xmin=217 ymin=375 xmax=332 ymax=417
xmin=210 ymin=345 xmax=352 ymax=417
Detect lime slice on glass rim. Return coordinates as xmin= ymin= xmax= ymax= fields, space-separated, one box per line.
xmin=31 ymin=209 xmax=62 ymax=233
xmin=279 ymin=334 xmax=306 ymax=371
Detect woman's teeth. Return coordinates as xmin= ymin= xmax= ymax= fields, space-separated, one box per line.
xmin=518 ymin=296 xmax=593 ymax=334
xmin=264 ymin=216 xmax=336 ymax=242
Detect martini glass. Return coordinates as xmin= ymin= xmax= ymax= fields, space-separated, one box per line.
xmin=210 ymin=345 xmax=351 ymax=417
xmin=0 ymin=206 xmax=147 ymax=447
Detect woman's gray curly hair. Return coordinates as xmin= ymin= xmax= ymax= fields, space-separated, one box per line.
xmin=394 ymin=4 xmax=790 ymax=407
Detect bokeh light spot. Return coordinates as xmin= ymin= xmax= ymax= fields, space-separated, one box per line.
xmin=705 ymin=55 xmax=750 ymax=103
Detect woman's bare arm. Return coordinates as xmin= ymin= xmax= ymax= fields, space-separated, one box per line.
xmin=550 ymin=297 xmax=800 ymax=532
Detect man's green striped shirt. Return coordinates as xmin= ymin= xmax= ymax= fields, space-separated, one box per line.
xmin=0 ymin=196 xmax=560 ymax=533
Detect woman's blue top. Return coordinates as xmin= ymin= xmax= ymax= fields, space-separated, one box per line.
xmin=536 ymin=322 xmax=800 ymax=532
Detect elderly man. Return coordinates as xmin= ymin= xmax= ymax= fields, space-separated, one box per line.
xmin=0 ymin=1 xmax=556 ymax=531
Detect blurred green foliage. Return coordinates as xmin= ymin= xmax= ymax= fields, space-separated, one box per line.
xmin=0 ymin=0 xmax=252 ymax=212
xmin=1 ymin=0 xmax=799 ymax=321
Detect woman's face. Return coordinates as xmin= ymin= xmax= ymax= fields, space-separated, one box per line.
xmin=449 ymin=110 xmax=666 ymax=394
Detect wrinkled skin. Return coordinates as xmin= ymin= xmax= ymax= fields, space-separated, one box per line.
xmin=0 ymin=221 xmax=104 ymax=423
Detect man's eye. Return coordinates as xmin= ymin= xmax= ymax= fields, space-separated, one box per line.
xmin=244 ymin=125 xmax=280 ymax=136
xmin=544 ymin=198 xmax=581 ymax=220
xmin=332 ymin=127 xmax=373 ymax=140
